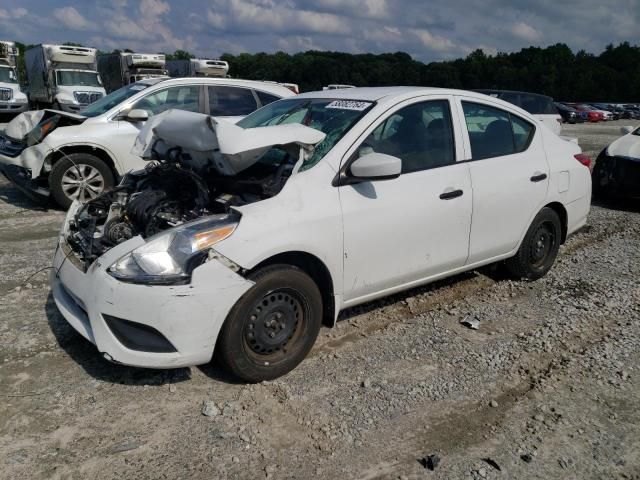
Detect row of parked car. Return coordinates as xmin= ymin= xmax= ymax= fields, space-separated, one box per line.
xmin=555 ymin=102 xmax=640 ymax=123
xmin=0 ymin=80 xmax=598 ymax=382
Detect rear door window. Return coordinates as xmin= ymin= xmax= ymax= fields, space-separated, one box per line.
xmin=208 ymin=86 xmax=257 ymax=116
xmin=462 ymin=101 xmax=535 ymax=160
xmin=255 ymin=90 xmax=281 ymax=107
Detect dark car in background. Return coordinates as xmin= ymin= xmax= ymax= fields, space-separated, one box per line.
xmin=555 ymin=102 xmax=586 ymax=124
xmin=593 ymin=126 xmax=640 ymax=200
xmin=475 ymin=89 xmax=562 ymax=134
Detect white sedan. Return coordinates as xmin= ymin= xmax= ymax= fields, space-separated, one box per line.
xmin=0 ymin=77 xmax=294 ymax=208
xmin=51 ymin=87 xmax=592 ymax=382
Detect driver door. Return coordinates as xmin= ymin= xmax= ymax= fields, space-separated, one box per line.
xmin=339 ymin=97 xmax=473 ymax=304
xmin=112 ymin=84 xmax=204 ymax=172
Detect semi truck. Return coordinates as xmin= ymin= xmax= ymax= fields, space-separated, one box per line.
xmin=0 ymin=41 xmax=28 ymax=116
xmin=24 ymin=44 xmax=105 ymax=113
xmin=98 ymin=52 xmax=168 ymax=93
xmin=166 ymin=58 xmax=229 ymax=78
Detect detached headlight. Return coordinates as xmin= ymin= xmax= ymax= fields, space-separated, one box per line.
xmin=108 ymin=214 xmax=239 ymax=284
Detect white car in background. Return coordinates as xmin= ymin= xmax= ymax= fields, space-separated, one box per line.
xmin=51 ymin=87 xmax=592 ymax=382
xmin=0 ymin=77 xmax=294 ymax=207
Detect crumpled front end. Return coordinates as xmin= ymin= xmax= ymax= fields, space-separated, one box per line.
xmin=0 ymin=110 xmax=86 ymax=179
xmin=51 ymin=205 xmax=253 ymax=368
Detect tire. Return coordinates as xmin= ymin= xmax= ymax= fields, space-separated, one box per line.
xmin=52 ymin=102 xmax=61 ymax=111
xmin=505 ymin=207 xmax=562 ymax=281
xmin=216 ymin=264 xmax=323 ymax=382
xmin=49 ymin=153 xmax=115 ymax=209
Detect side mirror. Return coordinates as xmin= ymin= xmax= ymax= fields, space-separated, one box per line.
xmin=621 ymin=126 xmax=635 ymax=135
xmin=349 ymin=152 xmax=402 ymax=182
xmin=124 ymin=109 xmax=149 ymax=122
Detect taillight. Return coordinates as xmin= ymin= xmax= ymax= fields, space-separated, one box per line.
xmin=574 ymin=153 xmax=591 ymax=169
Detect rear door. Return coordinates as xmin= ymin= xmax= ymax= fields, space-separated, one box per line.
xmin=455 ymin=97 xmax=550 ymax=264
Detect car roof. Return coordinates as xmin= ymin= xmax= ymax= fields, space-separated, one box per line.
xmin=475 ymin=89 xmax=553 ymax=100
xmin=138 ymin=76 xmax=295 ymax=96
xmin=294 ymin=86 xmax=510 ymax=102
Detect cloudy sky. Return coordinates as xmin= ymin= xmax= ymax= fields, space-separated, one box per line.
xmin=0 ymin=0 xmax=638 ymax=61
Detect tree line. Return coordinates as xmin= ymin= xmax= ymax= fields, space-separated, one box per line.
xmin=11 ymin=41 xmax=640 ymax=102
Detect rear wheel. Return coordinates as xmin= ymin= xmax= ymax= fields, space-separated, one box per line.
xmin=49 ymin=153 xmax=115 ymax=209
xmin=216 ymin=265 xmax=322 ymax=382
xmin=505 ymin=207 xmax=561 ymax=280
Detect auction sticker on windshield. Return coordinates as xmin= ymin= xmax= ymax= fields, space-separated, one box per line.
xmin=325 ymin=100 xmax=372 ymax=111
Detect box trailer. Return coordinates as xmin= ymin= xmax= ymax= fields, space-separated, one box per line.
xmin=166 ymin=58 xmax=229 ymax=78
xmin=98 ymin=52 xmax=168 ymax=93
xmin=24 ymin=44 xmax=105 ymax=112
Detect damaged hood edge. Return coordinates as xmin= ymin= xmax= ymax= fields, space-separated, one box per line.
xmin=608 ymin=132 xmax=640 ymax=160
xmin=132 ymin=109 xmax=327 ymax=176
xmin=5 ymin=109 xmax=86 ymax=141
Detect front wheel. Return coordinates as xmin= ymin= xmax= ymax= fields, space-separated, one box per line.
xmin=216 ymin=265 xmax=322 ymax=382
xmin=505 ymin=207 xmax=562 ymax=280
xmin=49 ymin=153 xmax=115 ymax=209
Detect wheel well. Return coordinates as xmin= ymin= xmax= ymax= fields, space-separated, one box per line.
xmin=545 ymin=201 xmax=568 ymax=243
xmin=48 ymin=146 xmax=119 ymax=179
xmin=249 ymin=252 xmax=336 ymax=328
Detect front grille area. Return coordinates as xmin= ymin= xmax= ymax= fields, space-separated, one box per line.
xmin=74 ymin=91 xmax=103 ymax=105
xmin=0 ymin=88 xmax=12 ymax=101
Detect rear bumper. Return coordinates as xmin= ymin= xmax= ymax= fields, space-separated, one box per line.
xmin=50 ymin=218 xmax=253 ymax=369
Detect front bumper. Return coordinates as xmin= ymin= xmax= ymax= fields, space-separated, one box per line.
xmin=50 ymin=216 xmax=253 ymax=369
xmin=0 ymin=102 xmax=28 ymax=114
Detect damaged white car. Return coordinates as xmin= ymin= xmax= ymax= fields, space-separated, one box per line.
xmin=0 ymin=77 xmax=293 ymax=208
xmin=51 ymin=88 xmax=592 ymax=381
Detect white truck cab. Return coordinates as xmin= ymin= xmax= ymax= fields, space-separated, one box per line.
xmin=0 ymin=41 xmax=28 ymax=116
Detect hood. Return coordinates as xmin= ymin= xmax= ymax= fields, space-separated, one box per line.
xmin=5 ymin=109 xmax=86 ymax=140
xmin=132 ymin=109 xmax=326 ymax=176
xmin=608 ymin=129 xmax=640 ymax=159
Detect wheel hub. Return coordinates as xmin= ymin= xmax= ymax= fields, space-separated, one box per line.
xmin=245 ymin=292 xmax=301 ymax=355
xmin=61 ymin=164 xmax=105 ymax=202
xmin=529 ymin=223 xmax=554 ymax=266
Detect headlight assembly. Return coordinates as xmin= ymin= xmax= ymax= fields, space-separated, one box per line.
xmin=108 ymin=214 xmax=239 ymax=285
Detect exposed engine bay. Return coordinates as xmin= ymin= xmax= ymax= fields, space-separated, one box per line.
xmin=65 ymin=110 xmax=326 ymax=268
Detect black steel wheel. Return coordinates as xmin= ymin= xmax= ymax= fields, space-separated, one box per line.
xmin=216 ymin=264 xmax=322 ymax=382
xmin=506 ymin=207 xmax=562 ymax=280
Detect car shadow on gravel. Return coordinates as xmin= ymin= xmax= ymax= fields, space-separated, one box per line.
xmin=592 ymin=196 xmax=640 ymax=213
xmin=0 ymin=177 xmax=52 ymax=212
xmin=44 ymin=292 xmax=192 ymax=386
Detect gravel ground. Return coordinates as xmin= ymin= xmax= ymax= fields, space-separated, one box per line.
xmin=1 ymin=120 xmax=639 ymax=479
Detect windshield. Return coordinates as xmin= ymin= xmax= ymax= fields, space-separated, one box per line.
xmin=80 ymin=83 xmax=150 ymax=118
xmin=0 ymin=66 xmax=17 ymax=84
xmin=56 ymin=70 xmax=101 ymax=87
xmin=238 ymin=98 xmax=374 ymax=171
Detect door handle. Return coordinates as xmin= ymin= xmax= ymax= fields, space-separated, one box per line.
xmin=439 ymin=189 xmax=464 ymax=200
xmin=530 ymin=173 xmax=548 ymax=182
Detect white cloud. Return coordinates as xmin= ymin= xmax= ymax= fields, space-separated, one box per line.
xmin=139 ymin=0 xmax=170 ymax=17
xmin=226 ymin=0 xmax=350 ymax=34
xmin=510 ymin=21 xmax=541 ymax=41
xmin=12 ymin=8 xmax=28 ymax=18
xmin=207 ymin=10 xmax=226 ymax=29
xmin=411 ymin=28 xmax=457 ymax=52
xmin=53 ymin=6 xmax=93 ymax=30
